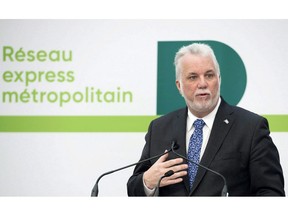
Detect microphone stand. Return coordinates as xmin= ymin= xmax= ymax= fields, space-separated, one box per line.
xmin=171 ymin=141 xmax=228 ymax=197
xmin=151 ymin=170 xmax=174 ymax=196
xmin=91 ymin=148 xmax=173 ymax=197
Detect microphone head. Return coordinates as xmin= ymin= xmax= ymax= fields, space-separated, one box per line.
xmin=171 ymin=140 xmax=180 ymax=150
xmin=164 ymin=170 xmax=174 ymax=177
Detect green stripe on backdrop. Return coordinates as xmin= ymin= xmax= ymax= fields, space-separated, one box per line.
xmin=263 ymin=115 xmax=288 ymax=132
xmin=0 ymin=115 xmax=287 ymax=132
xmin=0 ymin=116 xmax=159 ymax=132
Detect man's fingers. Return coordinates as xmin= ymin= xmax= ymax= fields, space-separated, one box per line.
xmin=155 ymin=150 xmax=169 ymax=163
xmin=160 ymin=170 xmax=188 ymax=187
xmin=163 ymin=157 xmax=184 ymax=167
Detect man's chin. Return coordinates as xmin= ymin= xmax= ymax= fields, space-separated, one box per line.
xmin=190 ymin=101 xmax=213 ymax=112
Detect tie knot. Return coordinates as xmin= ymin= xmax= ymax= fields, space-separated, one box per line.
xmin=193 ymin=119 xmax=205 ymax=129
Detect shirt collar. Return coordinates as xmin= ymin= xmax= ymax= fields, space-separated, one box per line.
xmin=187 ymin=97 xmax=221 ymax=132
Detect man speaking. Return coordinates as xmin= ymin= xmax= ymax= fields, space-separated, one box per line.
xmin=127 ymin=43 xmax=285 ymax=196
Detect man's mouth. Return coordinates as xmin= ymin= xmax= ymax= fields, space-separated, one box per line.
xmin=195 ymin=93 xmax=210 ymax=99
xmin=196 ymin=93 xmax=210 ymax=97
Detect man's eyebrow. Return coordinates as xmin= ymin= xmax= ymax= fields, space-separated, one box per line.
xmin=205 ymin=70 xmax=215 ymax=73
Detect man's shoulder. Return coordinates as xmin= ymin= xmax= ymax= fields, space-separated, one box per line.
xmin=152 ymin=107 xmax=187 ymax=123
xmin=222 ymin=100 xmax=264 ymax=121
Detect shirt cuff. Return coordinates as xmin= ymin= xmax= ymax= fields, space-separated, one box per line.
xmin=143 ymin=176 xmax=158 ymax=196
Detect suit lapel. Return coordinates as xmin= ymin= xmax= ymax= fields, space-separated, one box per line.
xmin=172 ymin=108 xmax=191 ymax=193
xmin=189 ymin=100 xmax=234 ymax=195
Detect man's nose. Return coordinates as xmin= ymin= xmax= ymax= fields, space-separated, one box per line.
xmin=197 ymin=76 xmax=208 ymax=88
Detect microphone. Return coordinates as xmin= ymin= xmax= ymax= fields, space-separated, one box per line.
xmin=91 ymin=145 xmax=179 ymax=197
xmin=151 ymin=170 xmax=174 ymax=196
xmin=171 ymin=140 xmax=228 ymax=197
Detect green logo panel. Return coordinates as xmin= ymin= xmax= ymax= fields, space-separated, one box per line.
xmin=157 ymin=40 xmax=247 ymax=115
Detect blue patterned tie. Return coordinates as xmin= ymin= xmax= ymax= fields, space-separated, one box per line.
xmin=188 ymin=119 xmax=205 ymax=188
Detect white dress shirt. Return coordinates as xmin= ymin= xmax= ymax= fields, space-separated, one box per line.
xmin=186 ymin=97 xmax=221 ymax=160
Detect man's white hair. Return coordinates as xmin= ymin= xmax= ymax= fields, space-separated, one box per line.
xmin=174 ymin=43 xmax=220 ymax=79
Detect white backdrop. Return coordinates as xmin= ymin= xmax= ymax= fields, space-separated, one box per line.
xmin=0 ymin=20 xmax=287 ymax=196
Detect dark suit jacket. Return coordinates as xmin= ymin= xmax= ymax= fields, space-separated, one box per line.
xmin=127 ymin=99 xmax=285 ymax=196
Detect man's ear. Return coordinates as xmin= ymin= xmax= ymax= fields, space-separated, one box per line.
xmin=219 ymin=75 xmax=221 ymax=86
xmin=175 ymin=80 xmax=183 ymax=96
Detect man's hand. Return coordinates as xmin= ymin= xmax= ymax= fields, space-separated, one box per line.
xmin=143 ymin=151 xmax=188 ymax=189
